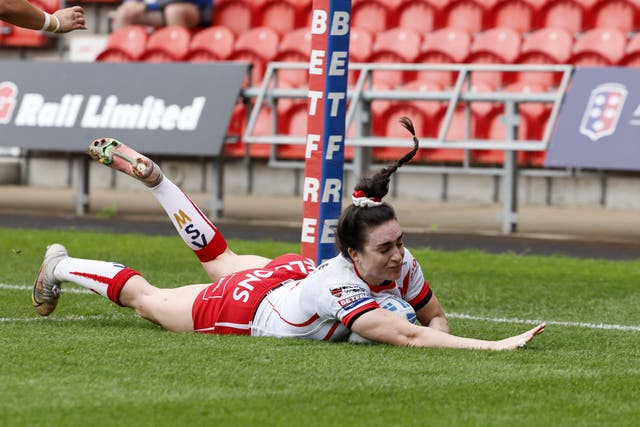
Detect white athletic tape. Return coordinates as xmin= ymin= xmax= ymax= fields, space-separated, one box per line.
xmin=2 ymin=283 xmax=640 ymax=331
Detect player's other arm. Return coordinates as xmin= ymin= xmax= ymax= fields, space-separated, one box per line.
xmin=350 ymin=309 xmax=546 ymax=350
xmin=416 ymin=294 xmax=449 ymax=333
xmin=0 ymin=0 xmax=86 ymax=33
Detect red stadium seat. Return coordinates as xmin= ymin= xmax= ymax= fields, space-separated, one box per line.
xmin=276 ymin=101 xmax=357 ymax=161
xmin=369 ymin=28 xmax=422 ymax=87
xmin=273 ymin=28 xmax=311 ymax=87
xmin=514 ymin=28 xmax=574 ymax=87
xmin=2 ymin=25 xmax=49 ymax=47
xmin=140 ymin=26 xmax=192 ymax=62
xmin=95 ymin=26 xmax=149 ymax=62
xmin=375 ymin=80 xmax=445 ymax=162
xmin=396 ymin=0 xmax=447 ymax=33
xmin=186 ymin=26 xmax=235 ymax=62
xmin=225 ymin=102 xmax=249 ymax=158
xmin=569 ymin=28 xmax=627 ymax=66
xmin=416 ymin=27 xmax=472 ymax=88
xmin=352 ymin=0 xmax=402 ymax=34
xmin=212 ymin=0 xmax=255 ymax=36
xmin=226 ymin=77 xmax=299 ymax=158
xmin=256 ymin=0 xmax=309 ymax=36
xmin=348 ymin=27 xmax=374 ymax=87
xmin=504 ymin=81 xmax=550 ymax=133
xmin=465 ymin=27 xmax=522 ymax=88
xmin=538 ymin=0 xmax=595 ymax=33
xmin=464 ymin=80 xmax=500 ymax=138
xmin=591 ymin=0 xmax=640 ymax=33
xmin=490 ymin=0 xmax=546 ymax=34
xmin=619 ymin=32 xmax=640 ymax=66
xmin=36 ymin=0 xmax=59 ymax=12
xmin=225 ymin=102 xmax=273 ymax=159
xmin=474 ymin=81 xmax=549 ymax=165
xmin=479 ymin=114 xmax=529 ymax=165
xmin=439 ymin=107 xmax=482 ymax=164
xmin=229 ymin=27 xmax=281 ymax=86
xmin=365 ymin=82 xmax=395 ymax=137
xmin=0 ymin=22 xmax=8 ymax=44
xmin=432 ymin=80 xmax=499 ymax=164
xmin=350 ymin=27 xmax=374 ymax=63
xmin=442 ymin=0 xmax=496 ymax=34
xmin=276 ymin=102 xmax=308 ymax=160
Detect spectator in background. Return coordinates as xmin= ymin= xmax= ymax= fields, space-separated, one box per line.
xmin=0 ymin=0 xmax=86 ymax=32
xmin=112 ymin=0 xmax=213 ymax=30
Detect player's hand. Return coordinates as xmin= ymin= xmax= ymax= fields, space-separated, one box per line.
xmin=53 ymin=6 xmax=87 ymax=33
xmin=494 ymin=322 xmax=546 ymax=350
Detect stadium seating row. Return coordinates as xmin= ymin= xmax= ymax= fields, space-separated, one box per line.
xmin=3 ymin=0 xmax=639 ymax=50
xmin=210 ymin=0 xmax=640 ymax=36
xmin=226 ymin=78 xmax=553 ymax=167
xmin=92 ymin=23 xmax=622 ymax=166
xmin=96 ymin=25 xmax=640 ymax=87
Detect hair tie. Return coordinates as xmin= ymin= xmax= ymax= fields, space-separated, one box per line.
xmin=352 ymin=190 xmax=383 ymax=207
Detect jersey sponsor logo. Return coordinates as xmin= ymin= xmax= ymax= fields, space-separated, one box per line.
xmin=579 ymin=83 xmax=627 ymax=141
xmin=172 ymin=209 xmax=208 ymax=249
xmin=338 ymin=293 xmax=369 ymax=309
xmin=330 ymin=285 xmax=366 ymax=298
xmin=0 ymin=82 xmax=206 ymax=131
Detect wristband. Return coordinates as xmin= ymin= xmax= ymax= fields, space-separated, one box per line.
xmin=40 ymin=11 xmax=51 ymax=32
xmin=51 ymin=14 xmax=60 ymax=33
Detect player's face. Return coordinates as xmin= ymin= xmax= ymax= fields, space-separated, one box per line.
xmin=350 ymin=219 xmax=404 ymax=285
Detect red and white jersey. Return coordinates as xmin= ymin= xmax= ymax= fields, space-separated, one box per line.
xmin=251 ymin=248 xmax=432 ymax=341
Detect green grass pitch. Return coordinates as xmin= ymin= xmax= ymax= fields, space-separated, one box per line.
xmin=1 ymin=227 xmax=639 ymax=426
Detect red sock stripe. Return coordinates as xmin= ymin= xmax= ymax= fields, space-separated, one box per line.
xmin=194 ymin=230 xmax=228 ymax=262
xmin=107 ymin=268 xmax=141 ymax=306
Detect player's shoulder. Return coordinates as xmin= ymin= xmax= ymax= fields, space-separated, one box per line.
xmin=402 ymin=248 xmax=423 ymax=275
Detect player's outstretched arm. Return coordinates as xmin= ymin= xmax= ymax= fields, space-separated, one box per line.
xmin=0 ymin=0 xmax=85 ymax=32
xmin=351 ymin=309 xmax=546 ymax=350
xmin=52 ymin=6 xmax=86 ymax=33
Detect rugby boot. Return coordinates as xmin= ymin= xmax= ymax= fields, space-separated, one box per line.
xmin=32 ymin=244 xmax=68 ymax=317
xmin=88 ymin=138 xmax=164 ymax=187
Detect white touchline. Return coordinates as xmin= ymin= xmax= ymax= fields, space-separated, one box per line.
xmin=2 ymin=283 xmax=640 ymax=331
xmin=0 ymin=314 xmax=115 ymax=323
xmin=0 ymin=283 xmax=90 ymax=295
xmin=447 ymin=313 xmax=640 ymax=332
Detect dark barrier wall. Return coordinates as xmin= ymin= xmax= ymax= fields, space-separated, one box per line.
xmin=546 ymin=67 xmax=640 ymax=171
xmin=0 ymin=61 xmax=247 ymax=156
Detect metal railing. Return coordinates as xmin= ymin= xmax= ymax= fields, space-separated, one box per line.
xmin=238 ymin=62 xmax=574 ymax=233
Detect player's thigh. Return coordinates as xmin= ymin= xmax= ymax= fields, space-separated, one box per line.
xmin=142 ymin=284 xmax=209 ymax=332
xmin=201 ymin=252 xmax=271 ymax=282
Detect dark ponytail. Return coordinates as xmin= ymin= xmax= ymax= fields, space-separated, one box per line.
xmin=336 ymin=117 xmax=420 ymax=257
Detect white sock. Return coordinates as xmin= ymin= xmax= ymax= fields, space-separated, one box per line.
xmin=54 ymin=257 xmax=139 ymax=305
xmin=149 ymin=178 xmax=227 ymax=262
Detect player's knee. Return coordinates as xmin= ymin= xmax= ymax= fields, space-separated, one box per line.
xmin=164 ymin=4 xmax=199 ymax=27
xmin=115 ymin=2 xmax=145 ymax=25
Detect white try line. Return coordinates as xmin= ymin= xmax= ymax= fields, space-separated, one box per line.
xmin=1 ymin=283 xmax=91 ymax=295
xmin=0 ymin=314 xmax=122 ymax=323
xmin=447 ymin=313 xmax=640 ymax=332
xmin=2 ymin=283 xmax=640 ymax=331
